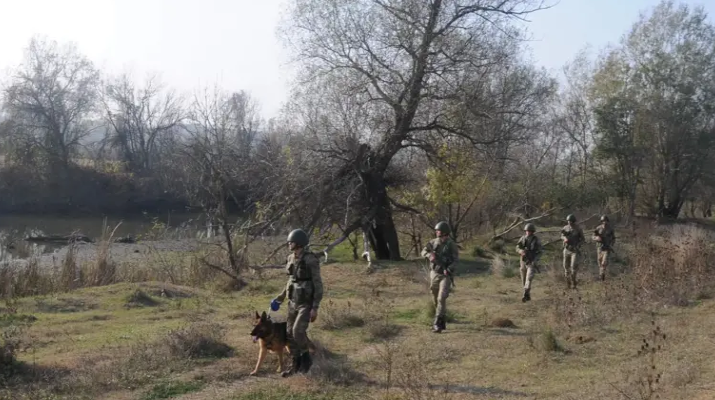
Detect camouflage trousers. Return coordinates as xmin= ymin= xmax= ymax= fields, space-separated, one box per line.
xmin=520 ymin=260 xmax=536 ymax=290
xmin=286 ymin=302 xmax=311 ymax=356
xmin=429 ymin=271 xmax=451 ymax=318
xmin=597 ymin=249 xmax=610 ymax=277
xmin=563 ymin=249 xmax=579 ymax=286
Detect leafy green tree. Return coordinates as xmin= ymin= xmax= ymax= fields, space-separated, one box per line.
xmin=591 ymin=0 xmax=715 ymax=218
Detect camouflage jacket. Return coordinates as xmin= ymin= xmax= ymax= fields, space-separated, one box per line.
xmin=421 ymin=237 xmax=459 ymax=274
xmin=592 ymin=224 xmax=616 ymax=251
xmin=561 ymin=224 xmax=585 ymax=252
xmin=516 ymin=234 xmax=542 ymax=263
xmin=275 ymin=250 xmax=324 ymax=310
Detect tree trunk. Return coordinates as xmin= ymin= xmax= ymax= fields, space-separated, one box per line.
xmin=365 ymin=208 xmax=401 ymax=260
xmin=660 ymin=201 xmax=682 ymax=219
xmin=361 ymin=170 xmax=401 ymax=261
xmin=218 ymin=195 xmax=240 ymax=276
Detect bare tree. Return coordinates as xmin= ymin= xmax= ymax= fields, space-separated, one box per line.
xmin=280 ymin=0 xmax=553 ymax=260
xmin=1 ymin=36 xmax=99 ymax=173
xmin=554 ymin=47 xmax=596 ymax=189
xmin=101 ymin=73 xmax=185 ymax=174
xmin=176 ymin=87 xmax=265 ymax=280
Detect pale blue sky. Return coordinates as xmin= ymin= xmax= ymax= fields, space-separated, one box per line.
xmin=0 ymin=0 xmax=713 ymax=120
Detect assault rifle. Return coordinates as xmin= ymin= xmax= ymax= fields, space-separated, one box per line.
xmin=434 ymin=250 xmax=456 ymax=288
xmin=519 ymin=237 xmax=541 ymax=273
xmin=520 ymin=250 xmax=541 ymax=273
xmin=561 ymin=228 xmax=582 ymax=251
xmin=593 ymin=229 xmax=613 ymax=252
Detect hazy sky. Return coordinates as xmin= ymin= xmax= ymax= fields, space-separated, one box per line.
xmin=1 ymin=0 xmax=713 ymax=120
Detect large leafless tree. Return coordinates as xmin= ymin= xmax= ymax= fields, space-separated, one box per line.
xmin=280 ymin=0 xmax=554 ymax=260
xmin=101 ymin=73 xmax=185 ymax=174
xmin=1 ymin=37 xmax=100 ymax=172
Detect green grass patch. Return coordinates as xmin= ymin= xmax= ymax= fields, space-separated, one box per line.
xmin=322 ymin=240 xmax=365 ymax=264
xmin=33 ymin=297 xmax=99 ymax=313
xmin=245 ymin=280 xmax=281 ymax=295
xmin=0 ymin=313 xmax=37 ymax=328
xmin=471 ymin=245 xmax=491 ymax=259
xmin=393 ymin=308 xmax=421 ymax=322
xmin=421 ymin=299 xmax=458 ymax=323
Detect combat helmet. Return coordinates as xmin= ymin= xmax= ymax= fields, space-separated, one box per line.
xmin=434 ymin=221 xmax=451 ymax=235
xmin=287 ymin=229 xmax=309 ymax=247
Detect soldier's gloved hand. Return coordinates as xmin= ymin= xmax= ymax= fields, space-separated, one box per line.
xmin=270 ymin=299 xmax=281 ymax=312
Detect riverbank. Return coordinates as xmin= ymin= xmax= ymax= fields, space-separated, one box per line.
xmin=7 ymin=238 xmax=207 ymax=269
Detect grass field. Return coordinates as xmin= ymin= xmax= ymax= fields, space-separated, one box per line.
xmin=1 ymin=222 xmax=715 ymax=400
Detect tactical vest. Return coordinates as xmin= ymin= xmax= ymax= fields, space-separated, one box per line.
xmin=521 ymin=235 xmax=539 ymax=259
xmin=287 ymin=251 xmax=317 ymax=305
xmin=562 ymin=226 xmax=581 ymax=252
xmin=431 ymin=239 xmax=455 ymax=273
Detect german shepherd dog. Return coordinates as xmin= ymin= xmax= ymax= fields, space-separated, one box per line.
xmin=249 ymin=311 xmax=289 ymax=376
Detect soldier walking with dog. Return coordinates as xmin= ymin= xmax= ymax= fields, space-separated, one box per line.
xmin=592 ymin=215 xmax=616 ymax=281
xmin=515 ymin=223 xmax=542 ymax=302
xmin=561 ymin=214 xmax=585 ymax=289
xmin=421 ymin=221 xmax=459 ymax=333
xmin=270 ymin=228 xmax=324 ymax=377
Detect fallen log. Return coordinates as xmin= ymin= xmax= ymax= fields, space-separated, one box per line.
xmin=490 ymin=207 xmax=560 ymax=243
xmin=25 ymin=234 xmax=93 ymax=244
xmin=114 ymin=236 xmax=136 ymax=244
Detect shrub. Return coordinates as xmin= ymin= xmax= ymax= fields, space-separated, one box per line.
xmin=630 ymin=224 xmax=715 ymax=306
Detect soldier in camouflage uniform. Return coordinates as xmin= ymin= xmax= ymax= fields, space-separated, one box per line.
xmin=421 ymin=221 xmax=459 ymax=333
xmin=592 ymin=215 xmax=616 ymax=281
xmin=515 ymin=223 xmax=542 ymax=302
xmin=560 ymin=214 xmax=585 ymax=289
xmin=271 ymin=229 xmax=324 ymax=377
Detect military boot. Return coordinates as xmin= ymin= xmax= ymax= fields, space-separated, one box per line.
xmin=521 ymin=288 xmax=531 ymax=302
xmin=299 ymin=351 xmax=313 ymax=373
xmin=432 ymin=316 xmax=443 ymax=333
xmin=439 ymin=316 xmax=447 ymax=331
xmin=281 ymin=353 xmax=302 ymax=378
xmin=599 ymin=272 xmax=606 ymax=281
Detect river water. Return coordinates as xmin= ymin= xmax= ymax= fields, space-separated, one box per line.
xmin=0 ymin=212 xmax=212 ymax=263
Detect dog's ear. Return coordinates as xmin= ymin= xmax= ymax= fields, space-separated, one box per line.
xmin=261 ymin=311 xmax=267 ymax=320
xmin=255 ymin=311 xmax=260 ymax=319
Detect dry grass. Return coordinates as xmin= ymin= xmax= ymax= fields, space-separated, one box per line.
xmin=489 ymin=254 xmax=516 ymax=278
xmin=631 ymin=223 xmax=715 ymax=305
xmin=0 ymin=222 xmax=713 ymax=399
